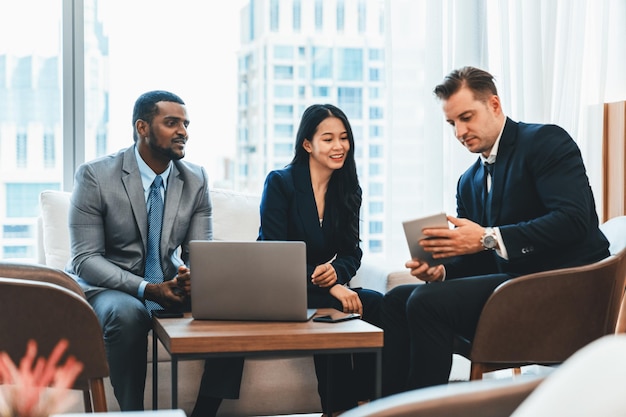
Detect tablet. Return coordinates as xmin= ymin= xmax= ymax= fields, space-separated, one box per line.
xmin=402 ymin=212 xmax=450 ymax=265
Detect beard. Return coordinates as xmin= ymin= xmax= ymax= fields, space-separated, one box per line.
xmin=148 ymin=131 xmax=185 ymax=161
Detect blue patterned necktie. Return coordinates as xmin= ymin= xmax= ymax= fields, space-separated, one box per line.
xmin=145 ymin=175 xmax=164 ymax=312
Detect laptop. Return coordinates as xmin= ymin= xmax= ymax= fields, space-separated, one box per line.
xmin=189 ymin=240 xmax=317 ymax=321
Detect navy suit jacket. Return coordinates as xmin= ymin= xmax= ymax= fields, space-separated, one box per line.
xmin=258 ymin=163 xmax=363 ymax=294
xmin=446 ymin=118 xmax=609 ymax=279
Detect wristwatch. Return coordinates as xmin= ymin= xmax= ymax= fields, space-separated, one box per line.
xmin=481 ymin=227 xmax=497 ymax=250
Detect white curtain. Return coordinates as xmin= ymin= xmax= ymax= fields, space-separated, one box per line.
xmin=485 ymin=0 xmax=625 ymax=216
xmin=384 ymin=0 xmax=626 ymax=263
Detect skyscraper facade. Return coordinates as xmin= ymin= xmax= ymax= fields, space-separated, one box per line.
xmin=0 ymin=0 xmax=108 ymax=261
xmin=236 ymin=0 xmax=388 ymax=255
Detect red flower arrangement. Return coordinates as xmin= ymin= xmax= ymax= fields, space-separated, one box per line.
xmin=0 ymin=339 xmax=84 ymax=417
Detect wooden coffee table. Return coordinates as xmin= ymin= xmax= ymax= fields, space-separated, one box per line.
xmin=152 ymin=308 xmax=383 ymax=414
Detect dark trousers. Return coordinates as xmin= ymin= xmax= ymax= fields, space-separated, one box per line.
xmin=381 ymin=274 xmax=511 ymax=396
xmin=309 ymin=288 xmax=383 ymax=412
xmin=198 ymin=288 xmax=383 ymax=413
xmin=89 ymin=289 xmax=152 ymax=411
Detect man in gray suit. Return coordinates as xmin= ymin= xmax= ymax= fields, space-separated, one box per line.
xmin=66 ymin=90 xmax=212 ymax=410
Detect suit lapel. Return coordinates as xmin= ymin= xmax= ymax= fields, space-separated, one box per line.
xmin=292 ymin=164 xmax=323 ymax=243
xmin=161 ymin=163 xmax=183 ymax=256
xmin=490 ymin=117 xmax=517 ymax=225
xmin=121 ymin=147 xmax=149 ymax=246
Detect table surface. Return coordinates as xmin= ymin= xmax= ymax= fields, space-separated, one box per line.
xmin=153 ymin=308 xmax=383 ymax=355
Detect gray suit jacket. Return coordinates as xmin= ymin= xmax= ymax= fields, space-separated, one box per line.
xmin=66 ymin=145 xmax=212 ymax=296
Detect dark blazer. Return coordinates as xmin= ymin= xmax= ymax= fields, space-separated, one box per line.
xmin=66 ymin=145 xmax=212 ymax=296
xmin=446 ymin=118 xmax=609 ymax=279
xmin=258 ymin=163 xmax=362 ymax=294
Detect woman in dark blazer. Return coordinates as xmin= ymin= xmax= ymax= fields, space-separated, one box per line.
xmin=258 ymin=104 xmax=383 ymax=415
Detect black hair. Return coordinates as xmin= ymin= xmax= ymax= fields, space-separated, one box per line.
xmin=132 ymin=90 xmax=185 ymax=142
xmin=291 ymin=104 xmax=361 ymax=246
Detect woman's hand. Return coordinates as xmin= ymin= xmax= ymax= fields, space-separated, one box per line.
xmin=311 ymin=263 xmax=337 ymax=287
xmin=329 ymin=285 xmax=363 ymax=315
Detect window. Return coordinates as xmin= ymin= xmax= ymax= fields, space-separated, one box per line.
xmin=274 ymin=65 xmax=294 ymax=80
xmin=16 ymin=132 xmax=28 ymax=168
xmin=274 ymin=45 xmax=294 ymax=59
xmin=369 ymin=221 xmax=383 ymax=234
xmin=338 ymin=48 xmax=363 ymax=81
xmin=274 ymin=142 xmax=293 ymax=157
xmin=369 ymin=201 xmax=383 ymax=214
xmin=3 ymin=225 xmax=32 ymax=239
xmin=369 ymin=106 xmax=384 ymax=119
xmin=312 ymin=47 xmax=333 ymax=79
xmin=4 ymin=245 xmax=32 ymax=259
xmin=270 ymin=0 xmax=279 ymax=32
xmin=358 ymin=0 xmax=366 ymax=33
xmin=369 ymin=162 xmax=382 ymax=176
xmin=369 ymin=48 xmax=384 ymax=61
xmin=274 ymin=104 xmax=293 ymax=118
xmin=369 ymin=125 xmax=383 ymax=137
xmin=369 ymin=144 xmax=383 ymax=158
xmin=369 ymin=67 xmax=382 ymax=82
xmin=337 ymin=0 xmax=345 ymax=31
xmin=6 ymin=183 xmax=59 ymax=218
xmin=338 ymin=87 xmax=362 ymax=119
xmin=369 ymin=240 xmax=383 ymax=253
xmin=43 ymin=131 xmax=56 ymax=168
xmin=274 ymin=124 xmax=293 ymax=137
xmin=293 ymin=0 xmax=301 ymax=31
xmin=1 ymin=0 xmax=621 ymax=269
xmin=0 ymin=0 xmax=63 ymax=261
xmin=312 ymin=86 xmax=330 ymax=97
xmin=315 ymin=0 xmax=323 ymax=31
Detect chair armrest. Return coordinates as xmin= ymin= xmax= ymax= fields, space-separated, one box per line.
xmin=471 ymin=254 xmax=625 ymax=364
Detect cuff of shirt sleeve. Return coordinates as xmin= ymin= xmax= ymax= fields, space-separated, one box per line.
xmin=493 ymin=227 xmax=509 ymax=260
xmin=138 ymin=280 xmax=148 ymax=298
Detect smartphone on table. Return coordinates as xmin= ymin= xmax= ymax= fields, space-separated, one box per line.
xmin=313 ymin=312 xmax=361 ymax=323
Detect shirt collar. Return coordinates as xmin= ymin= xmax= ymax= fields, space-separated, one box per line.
xmin=480 ymin=116 xmax=506 ymax=165
xmin=134 ymin=145 xmax=172 ymax=192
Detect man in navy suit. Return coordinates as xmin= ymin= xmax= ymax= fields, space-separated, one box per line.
xmin=381 ymin=66 xmax=610 ymax=395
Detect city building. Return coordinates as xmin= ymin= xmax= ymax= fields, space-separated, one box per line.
xmin=235 ymin=0 xmax=388 ymax=256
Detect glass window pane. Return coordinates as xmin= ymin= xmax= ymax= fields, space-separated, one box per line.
xmin=369 ymin=201 xmax=384 ymax=214
xmin=293 ymin=0 xmax=301 ymax=31
xmin=93 ymin=0 xmax=243 ymax=188
xmin=0 ymin=0 xmax=63 ymax=261
xmin=313 ymin=86 xmax=330 ymax=97
xmin=312 ymin=47 xmax=333 ymax=79
xmin=274 ymin=65 xmax=294 ymax=80
xmin=274 ymin=45 xmax=294 ymax=59
xmin=338 ymin=87 xmax=362 ymax=119
xmin=274 ymin=105 xmax=294 ymax=118
xmin=315 ymin=0 xmax=323 ymax=30
xmin=338 ymin=48 xmax=363 ymax=81
xmin=274 ymin=124 xmax=293 ymax=137
xmin=6 ymin=183 xmax=60 ymax=217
